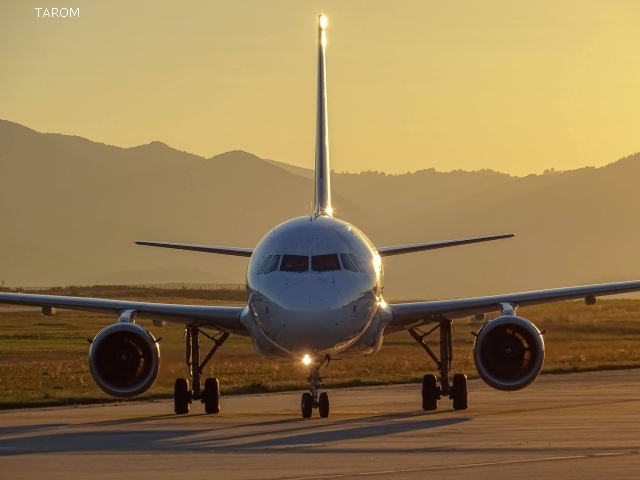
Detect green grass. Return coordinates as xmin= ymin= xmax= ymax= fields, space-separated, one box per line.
xmin=2 ymin=291 xmax=640 ymax=408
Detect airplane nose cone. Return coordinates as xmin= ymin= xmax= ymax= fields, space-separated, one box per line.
xmin=278 ymin=279 xmax=344 ymax=312
xmin=265 ymin=279 xmax=348 ymax=352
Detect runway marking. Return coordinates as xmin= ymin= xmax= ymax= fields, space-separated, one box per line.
xmin=278 ymin=450 xmax=640 ymax=479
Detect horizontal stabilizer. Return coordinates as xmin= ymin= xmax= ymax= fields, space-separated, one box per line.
xmin=135 ymin=241 xmax=253 ymax=257
xmin=377 ymin=233 xmax=515 ymax=257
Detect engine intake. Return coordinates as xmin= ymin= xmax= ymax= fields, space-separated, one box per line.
xmin=88 ymin=323 xmax=160 ymax=398
xmin=473 ymin=315 xmax=544 ymax=391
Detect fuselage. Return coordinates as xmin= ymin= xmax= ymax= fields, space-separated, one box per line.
xmin=236 ymin=18 xmax=395 ymax=363
xmin=243 ymin=215 xmax=386 ymax=361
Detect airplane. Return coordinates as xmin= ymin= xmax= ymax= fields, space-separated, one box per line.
xmin=3 ymin=15 xmax=640 ymax=419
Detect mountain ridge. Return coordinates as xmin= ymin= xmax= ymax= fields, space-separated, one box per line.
xmin=2 ymin=119 xmax=640 ymax=300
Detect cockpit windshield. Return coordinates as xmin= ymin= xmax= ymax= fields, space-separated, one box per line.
xmin=312 ymin=254 xmax=341 ymax=272
xmin=348 ymin=253 xmax=365 ymax=272
xmin=259 ymin=253 xmax=365 ymax=274
xmin=257 ymin=255 xmax=273 ymax=274
xmin=340 ymin=253 xmax=358 ymax=272
xmin=263 ymin=255 xmax=281 ymax=274
xmin=280 ymin=255 xmax=309 ymax=272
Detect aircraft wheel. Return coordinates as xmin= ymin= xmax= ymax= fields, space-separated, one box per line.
xmin=318 ymin=392 xmax=330 ymax=418
xmin=203 ymin=377 xmax=221 ymax=414
xmin=452 ymin=373 xmax=468 ymax=410
xmin=422 ymin=374 xmax=438 ymax=411
xmin=174 ymin=378 xmax=191 ymax=415
xmin=301 ymin=392 xmax=313 ymax=418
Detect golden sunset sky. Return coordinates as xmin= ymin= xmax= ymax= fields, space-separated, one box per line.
xmin=1 ymin=1 xmax=639 ymax=175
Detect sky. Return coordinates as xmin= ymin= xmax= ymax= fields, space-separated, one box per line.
xmin=1 ymin=1 xmax=639 ymax=176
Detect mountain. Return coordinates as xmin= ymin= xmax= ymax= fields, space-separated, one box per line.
xmin=0 ymin=241 xmax=98 ymax=287
xmin=264 ymin=159 xmax=314 ymax=180
xmin=0 ymin=120 xmax=368 ymax=287
xmin=1 ymin=119 xmax=640 ymax=301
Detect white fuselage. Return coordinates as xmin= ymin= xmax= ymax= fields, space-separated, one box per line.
xmin=241 ymin=216 xmax=390 ymax=362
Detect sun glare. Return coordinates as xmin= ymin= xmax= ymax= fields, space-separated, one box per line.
xmin=373 ymin=253 xmax=382 ymax=272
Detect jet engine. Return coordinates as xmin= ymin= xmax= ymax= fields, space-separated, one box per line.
xmin=473 ymin=315 xmax=544 ymax=391
xmin=88 ymin=323 xmax=160 ymax=398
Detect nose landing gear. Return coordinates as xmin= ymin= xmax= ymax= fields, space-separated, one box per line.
xmin=301 ymin=358 xmax=330 ymax=418
xmin=409 ymin=319 xmax=468 ymax=412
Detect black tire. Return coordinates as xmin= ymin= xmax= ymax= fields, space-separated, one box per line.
xmin=452 ymin=373 xmax=468 ymax=410
xmin=174 ymin=378 xmax=191 ymax=415
xmin=422 ymin=374 xmax=438 ymax=411
xmin=301 ymin=392 xmax=313 ymax=418
xmin=318 ymin=392 xmax=330 ymax=418
xmin=203 ymin=377 xmax=221 ymax=414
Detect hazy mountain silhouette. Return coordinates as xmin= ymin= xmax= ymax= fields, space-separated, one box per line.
xmin=1 ymin=119 xmax=639 ymax=300
xmin=0 ymin=241 xmax=98 ymax=287
xmin=264 ymin=159 xmax=315 ymax=180
xmin=0 ymin=120 xmax=368 ymax=288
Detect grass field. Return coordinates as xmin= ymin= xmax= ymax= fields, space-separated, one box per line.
xmin=2 ymin=287 xmax=640 ymax=408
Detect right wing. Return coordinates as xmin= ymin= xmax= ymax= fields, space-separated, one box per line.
xmin=377 ymin=233 xmax=515 ymax=257
xmin=136 ymin=241 xmax=253 ymax=257
xmin=0 ymin=292 xmax=248 ymax=334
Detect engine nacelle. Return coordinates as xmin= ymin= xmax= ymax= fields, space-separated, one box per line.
xmin=88 ymin=323 xmax=160 ymax=398
xmin=473 ymin=315 xmax=545 ymax=392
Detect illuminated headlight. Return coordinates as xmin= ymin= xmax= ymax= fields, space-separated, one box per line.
xmin=302 ymin=354 xmax=311 ymax=365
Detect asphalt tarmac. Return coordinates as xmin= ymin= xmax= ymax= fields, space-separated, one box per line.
xmin=1 ymin=370 xmax=640 ymax=479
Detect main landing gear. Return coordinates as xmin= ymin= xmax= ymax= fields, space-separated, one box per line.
xmin=301 ymin=358 xmax=330 ymax=419
xmin=174 ymin=326 xmax=229 ymax=415
xmin=409 ymin=319 xmax=468 ymax=411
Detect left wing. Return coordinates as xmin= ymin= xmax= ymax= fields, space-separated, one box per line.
xmin=0 ymin=292 xmax=247 ymax=334
xmin=135 ymin=241 xmax=253 ymax=257
xmin=388 ymin=279 xmax=640 ymax=332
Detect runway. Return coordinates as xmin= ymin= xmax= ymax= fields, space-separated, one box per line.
xmin=2 ymin=370 xmax=640 ymax=479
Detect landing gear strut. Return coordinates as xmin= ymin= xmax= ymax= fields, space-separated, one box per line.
xmin=173 ymin=326 xmax=229 ymax=415
xmin=409 ymin=319 xmax=468 ymax=411
xmin=301 ymin=358 xmax=330 ymax=419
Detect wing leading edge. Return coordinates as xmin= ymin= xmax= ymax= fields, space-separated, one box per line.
xmin=388 ymin=279 xmax=640 ymax=331
xmin=0 ymin=292 xmax=247 ymax=334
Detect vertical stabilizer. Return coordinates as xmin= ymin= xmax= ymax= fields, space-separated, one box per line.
xmin=313 ymin=15 xmax=332 ymax=217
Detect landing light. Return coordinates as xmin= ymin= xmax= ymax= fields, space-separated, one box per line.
xmin=302 ymin=354 xmax=312 ymax=365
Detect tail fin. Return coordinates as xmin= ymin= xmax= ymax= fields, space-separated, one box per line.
xmin=313 ymin=15 xmax=332 ymax=217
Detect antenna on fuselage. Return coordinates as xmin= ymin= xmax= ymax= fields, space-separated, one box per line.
xmin=313 ymin=15 xmax=332 ymax=218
